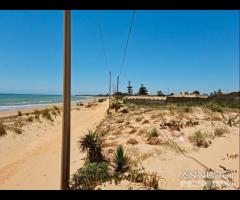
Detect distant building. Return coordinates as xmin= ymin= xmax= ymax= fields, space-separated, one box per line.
xmin=123 ymin=93 xmax=208 ymax=105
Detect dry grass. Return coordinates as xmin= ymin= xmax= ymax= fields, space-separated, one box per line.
xmin=116 ymin=119 xmax=124 ymax=123
xmin=214 ymin=127 xmax=228 ymax=137
xmin=18 ymin=111 xmax=22 ymax=116
xmin=113 ymin=129 xmax=122 ymax=136
xmin=135 ymin=116 xmax=143 ymax=122
xmin=129 ymin=128 xmax=138 ymax=134
xmin=147 ymin=137 xmax=163 ymax=145
xmin=125 ymin=121 xmax=131 ymax=126
xmin=0 ymin=122 xmax=6 ymax=136
xmin=27 ymin=116 xmax=34 ymax=122
xmin=41 ymin=109 xmax=53 ymax=121
xmin=142 ymin=120 xmax=149 ymax=124
xmin=13 ymin=127 xmax=22 ymax=134
xmin=102 ymin=141 xmax=117 ymax=148
xmin=137 ymin=129 xmax=147 ymax=136
xmin=127 ymin=138 xmax=138 ymax=145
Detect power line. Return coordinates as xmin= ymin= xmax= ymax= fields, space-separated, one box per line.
xmin=95 ymin=11 xmax=109 ymax=71
xmin=119 ymin=10 xmax=136 ymax=77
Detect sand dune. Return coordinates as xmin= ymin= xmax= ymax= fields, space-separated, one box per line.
xmin=0 ymin=101 xmax=108 ymax=189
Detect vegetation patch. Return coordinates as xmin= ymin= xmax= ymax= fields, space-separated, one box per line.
xmin=79 ymin=130 xmax=105 ymax=163
xmin=135 ymin=116 xmax=143 ymax=122
xmin=214 ymin=127 xmax=228 ymax=137
xmin=42 ymin=109 xmax=53 ymax=121
xmin=188 ymin=131 xmax=210 ymax=148
xmin=129 ymin=128 xmax=137 ymax=134
xmin=18 ymin=111 xmax=22 ymax=116
xmin=147 ymin=128 xmax=159 ymax=139
xmin=112 ymin=145 xmax=129 ymax=173
xmin=70 ymin=162 xmax=110 ymax=190
xmin=0 ymin=122 xmax=6 ymax=136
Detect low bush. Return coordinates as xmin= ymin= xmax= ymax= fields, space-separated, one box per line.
xmin=70 ymin=162 xmax=110 ymax=190
xmin=147 ymin=128 xmax=159 ymax=139
xmin=188 ymin=131 xmax=209 ymax=148
xmin=205 ymin=102 xmax=223 ymax=113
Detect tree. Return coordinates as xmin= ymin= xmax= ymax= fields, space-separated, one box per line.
xmin=157 ymin=90 xmax=164 ymax=96
xmin=138 ymin=84 xmax=148 ymax=95
xmin=192 ymin=90 xmax=200 ymax=95
xmin=127 ymin=81 xmax=133 ymax=95
xmin=217 ymin=89 xmax=222 ymax=95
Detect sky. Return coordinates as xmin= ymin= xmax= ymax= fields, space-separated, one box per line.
xmin=0 ymin=10 xmax=239 ymax=95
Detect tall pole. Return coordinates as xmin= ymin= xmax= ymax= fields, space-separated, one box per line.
xmin=108 ymin=71 xmax=111 ymax=114
xmin=116 ymin=75 xmax=119 ymax=103
xmin=61 ymin=10 xmax=71 ymax=190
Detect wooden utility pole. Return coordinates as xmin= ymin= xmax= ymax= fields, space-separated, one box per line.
xmin=108 ymin=71 xmax=111 ymax=114
xmin=61 ymin=10 xmax=71 ymax=190
xmin=116 ymin=75 xmax=119 ymax=103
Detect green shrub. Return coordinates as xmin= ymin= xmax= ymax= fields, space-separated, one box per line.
xmin=147 ymin=128 xmax=159 ymax=139
xmin=183 ymin=106 xmax=192 ymax=113
xmin=0 ymin=122 xmax=6 ymax=136
xmin=205 ymin=102 xmax=223 ymax=113
xmin=203 ymin=178 xmax=218 ymax=190
xmin=112 ymin=145 xmax=129 ymax=173
xmin=79 ymin=130 xmax=105 ymax=163
xmin=70 ymin=162 xmax=110 ymax=190
xmin=188 ymin=131 xmax=209 ymax=148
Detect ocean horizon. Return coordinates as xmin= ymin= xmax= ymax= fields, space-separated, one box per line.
xmin=0 ymin=93 xmax=95 ymax=111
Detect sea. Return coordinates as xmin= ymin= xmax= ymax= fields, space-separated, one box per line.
xmin=0 ymin=94 xmax=95 ymax=111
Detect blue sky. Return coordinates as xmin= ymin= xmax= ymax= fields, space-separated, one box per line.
xmin=0 ymin=10 xmax=239 ymax=95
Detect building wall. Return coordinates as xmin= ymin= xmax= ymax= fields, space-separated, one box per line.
xmin=166 ymin=97 xmax=208 ymax=104
xmin=123 ymin=98 xmax=166 ymax=105
xmin=123 ymin=96 xmax=208 ymax=105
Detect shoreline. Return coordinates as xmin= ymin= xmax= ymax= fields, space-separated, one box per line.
xmin=0 ymin=97 xmax=99 ymax=118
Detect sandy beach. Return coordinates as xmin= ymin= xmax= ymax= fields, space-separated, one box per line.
xmin=0 ymin=100 xmax=109 ymax=189
xmin=0 ymin=99 xmax=239 ymax=190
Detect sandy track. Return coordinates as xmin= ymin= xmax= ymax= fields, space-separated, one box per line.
xmin=0 ymin=101 xmax=108 ymax=190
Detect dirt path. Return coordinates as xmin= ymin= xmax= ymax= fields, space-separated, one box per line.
xmin=0 ymin=101 xmax=108 ymax=190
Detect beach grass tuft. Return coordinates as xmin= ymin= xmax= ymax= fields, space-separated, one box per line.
xmin=0 ymin=122 xmax=6 ymax=136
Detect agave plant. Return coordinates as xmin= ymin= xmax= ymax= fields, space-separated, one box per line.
xmin=79 ymin=130 xmax=104 ymax=163
xmin=112 ymin=145 xmax=129 ymax=173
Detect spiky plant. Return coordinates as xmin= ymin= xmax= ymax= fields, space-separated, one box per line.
xmin=112 ymin=145 xmax=129 ymax=173
xmin=79 ymin=130 xmax=104 ymax=163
